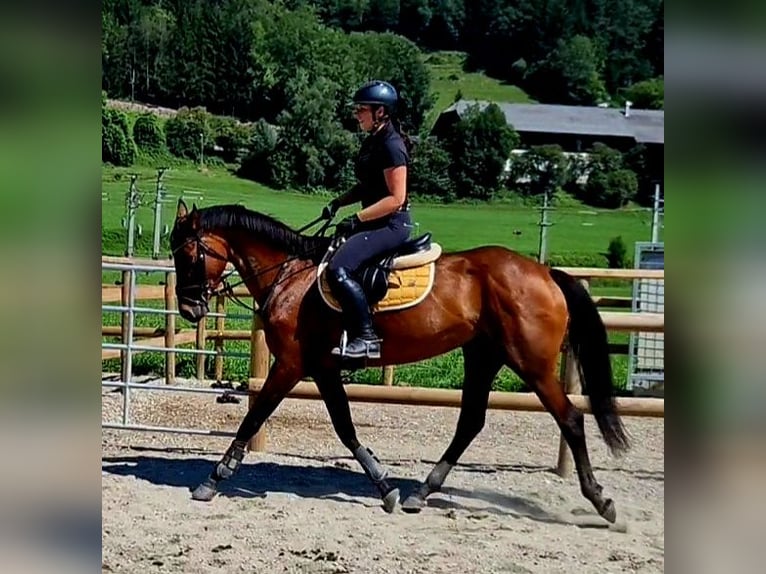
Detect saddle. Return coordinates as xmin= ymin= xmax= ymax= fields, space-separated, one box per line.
xmin=318 ymin=233 xmax=442 ymax=313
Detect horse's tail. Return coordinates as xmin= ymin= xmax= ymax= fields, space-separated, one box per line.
xmin=548 ymin=268 xmax=630 ymax=456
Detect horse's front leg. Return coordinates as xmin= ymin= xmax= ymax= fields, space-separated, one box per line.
xmin=314 ymin=369 xmax=399 ymax=513
xmin=192 ymin=360 xmax=300 ymax=501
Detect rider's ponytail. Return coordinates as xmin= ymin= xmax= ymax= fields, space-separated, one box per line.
xmin=392 ymin=117 xmax=414 ymax=154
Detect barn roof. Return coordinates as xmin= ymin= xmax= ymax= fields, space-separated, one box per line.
xmin=434 ymin=101 xmax=664 ymax=145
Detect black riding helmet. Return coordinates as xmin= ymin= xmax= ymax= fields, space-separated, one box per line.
xmin=352 ymin=80 xmax=398 ymax=115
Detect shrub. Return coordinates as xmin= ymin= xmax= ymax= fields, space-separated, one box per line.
xmin=585 ymin=168 xmax=638 ymax=208
xmin=577 ymin=143 xmax=638 ymax=207
xmin=623 ymin=77 xmax=664 ymax=110
xmin=237 ymin=119 xmax=279 ymax=182
xmin=164 ymin=107 xmax=214 ymax=160
xmin=102 ymin=108 xmax=136 ymax=166
xmin=210 ymin=117 xmax=254 ymax=163
xmin=545 ymin=252 xmax=608 ymax=268
xmin=606 ymin=236 xmax=629 ymax=268
xmin=132 ymin=113 xmax=166 ymax=156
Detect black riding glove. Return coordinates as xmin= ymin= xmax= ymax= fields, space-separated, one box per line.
xmin=322 ymin=199 xmax=340 ymax=220
xmin=336 ymin=214 xmax=361 ymax=236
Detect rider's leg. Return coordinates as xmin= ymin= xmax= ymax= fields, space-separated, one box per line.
xmin=328 ymin=266 xmax=380 ymax=359
xmin=327 ymin=212 xmax=412 ymax=359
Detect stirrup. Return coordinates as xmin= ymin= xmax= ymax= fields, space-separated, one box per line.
xmin=331 ymin=331 xmax=381 ymax=359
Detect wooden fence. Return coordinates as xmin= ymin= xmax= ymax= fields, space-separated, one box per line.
xmin=102 ymin=256 xmax=664 ymax=476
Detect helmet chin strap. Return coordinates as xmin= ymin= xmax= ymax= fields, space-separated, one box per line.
xmin=370 ymin=107 xmax=389 ymax=133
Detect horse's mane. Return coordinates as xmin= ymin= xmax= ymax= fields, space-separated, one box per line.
xmin=198 ymin=204 xmax=331 ymax=261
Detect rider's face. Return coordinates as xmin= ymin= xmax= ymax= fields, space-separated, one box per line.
xmin=353 ymin=105 xmax=375 ymax=132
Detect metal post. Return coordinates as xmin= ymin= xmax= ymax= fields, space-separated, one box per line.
xmin=122 ymin=268 xmax=137 ymax=425
xmin=152 ymin=168 xmax=167 ymax=259
xmin=651 ymin=182 xmax=662 ymax=243
xmin=126 ymin=175 xmax=139 ymax=257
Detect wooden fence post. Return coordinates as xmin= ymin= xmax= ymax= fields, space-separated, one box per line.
xmin=195 ymin=318 xmax=207 ymax=380
xmin=164 ymin=271 xmax=176 ymax=385
xmin=382 ymin=366 xmax=394 ymax=386
xmin=249 ymin=313 xmax=270 ymax=452
xmin=214 ymin=295 xmax=226 ymax=381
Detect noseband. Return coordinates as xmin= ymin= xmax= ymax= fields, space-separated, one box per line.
xmin=172 ymin=233 xmax=230 ymax=309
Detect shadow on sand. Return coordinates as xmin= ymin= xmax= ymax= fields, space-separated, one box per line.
xmin=102 ymin=453 xmax=617 ymax=528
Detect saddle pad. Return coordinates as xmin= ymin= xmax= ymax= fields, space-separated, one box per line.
xmin=318 ymin=262 xmax=436 ymax=313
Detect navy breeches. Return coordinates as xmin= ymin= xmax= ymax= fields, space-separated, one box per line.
xmin=328 ymin=211 xmax=413 ymax=274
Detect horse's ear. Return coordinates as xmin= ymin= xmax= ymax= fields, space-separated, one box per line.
xmin=176 ymin=198 xmax=188 ymax=219
xmin=188 ymin=205 xmax=201 ymax=230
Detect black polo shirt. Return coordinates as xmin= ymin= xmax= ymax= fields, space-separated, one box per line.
xmin=354 ymin=122 xmax=409 ymax=209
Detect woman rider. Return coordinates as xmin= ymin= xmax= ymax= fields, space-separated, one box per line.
xmin=322 ymin=80 xmax=413 ymax=360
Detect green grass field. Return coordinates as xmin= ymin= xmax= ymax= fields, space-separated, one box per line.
xmin=102 ymin=164 xmax=657 ymax=261
xmin=423 ymin=51 xmax=534 ymax=129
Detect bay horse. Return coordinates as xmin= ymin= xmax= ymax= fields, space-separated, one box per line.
xmin=169 ymin=199 xmax=629 ymax=522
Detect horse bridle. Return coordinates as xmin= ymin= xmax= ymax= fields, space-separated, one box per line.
xmin=171 ymin=214 xmax=335 ymax=316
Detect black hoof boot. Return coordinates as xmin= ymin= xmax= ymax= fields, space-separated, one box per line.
xmin=192 ymin=477 xmax=218 ymax=501
xmin=381 ymin=484 xmax=399 ymax=514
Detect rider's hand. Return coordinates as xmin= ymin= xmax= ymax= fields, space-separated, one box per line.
xmin=322 ymin=199 xmax=340 ymax=220
xmin=336 ymin=214 xmax=361 ymax=236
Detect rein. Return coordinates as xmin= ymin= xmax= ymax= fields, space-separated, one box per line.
xmin=175 ymin=215 xmax=336 ymax=317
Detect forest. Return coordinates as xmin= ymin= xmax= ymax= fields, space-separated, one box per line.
xmin=102 ymin=0 xmax=663 ymax=206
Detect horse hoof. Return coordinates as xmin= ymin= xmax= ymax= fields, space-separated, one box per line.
xmin=400 ymin=494 xmax=425 ymax=514
xmin=600 ymin=498 xmax=617 ymax=523
xmin=382 ymin=488 xmax=399 ymax=514
xmin=191 ymin=479 xmax=218 ymax=502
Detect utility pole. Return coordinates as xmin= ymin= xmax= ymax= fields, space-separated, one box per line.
xmin=152 ymin=168 xmax=168 ymax=259
xmin=650 ymin=182 xmax=663 ymax=243
xmin=537 ymin=187 xmax=553 ymax=264
xmin=125 ymin=175 xmax=140 ymax=257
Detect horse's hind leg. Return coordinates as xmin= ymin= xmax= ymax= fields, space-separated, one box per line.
xmin=313 ymin=368 xmax=399 ymax=513
xmin=521 ymin=363 xmax=617 ymax=523
xmin=401 ymin=337 xmax=503 ymax=513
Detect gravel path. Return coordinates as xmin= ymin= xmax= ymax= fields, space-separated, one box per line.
xmin=102 ymin=377 xmax=664 ymax=574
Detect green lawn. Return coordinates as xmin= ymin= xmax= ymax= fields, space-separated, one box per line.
xmin=102 ymin=164 xmax=657 ymax=259
xmin=423 ymin=51 xmax=534 ymax=129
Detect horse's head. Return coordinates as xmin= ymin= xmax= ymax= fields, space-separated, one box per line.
xmin=169 ymin=199 xmax=230 ymax=323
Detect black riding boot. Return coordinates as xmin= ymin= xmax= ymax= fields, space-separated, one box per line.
xmin=329 ymin=267 xmax=381 ymax=359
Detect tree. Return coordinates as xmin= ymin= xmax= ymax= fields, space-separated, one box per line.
xmin=508 ymin=145 xmax=568 ymax=197
xmin=624 ymin=77 xmax=663 ymax=109
xmin=367 ymin=0 xmax=401 ymax=31
xmin=267 ymin=73 xmax=356 ymax=190
xmin=349 ymin=32 xmax=435 ymax=133
xmin=441 ymin=103 xmax=518 ymax=199
xmin=527 ymin=35 xmax=607 ymax=105
xmin=408 ymin=136 xmax=455 ymax=200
